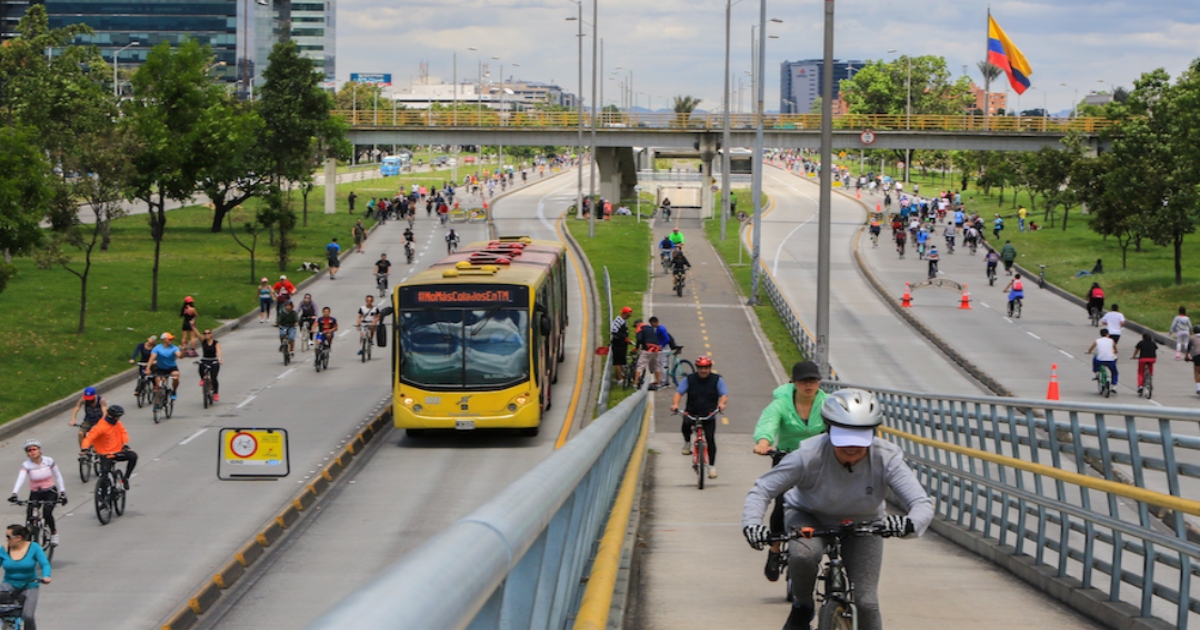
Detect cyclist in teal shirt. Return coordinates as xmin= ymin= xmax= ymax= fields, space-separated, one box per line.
xmin=147 ymin=332 xmax=182 ymax=400
xmin=0 ymin=523 xmax=51 ymax=629
xmin=753 ymin=361 xmax=828 ymax=582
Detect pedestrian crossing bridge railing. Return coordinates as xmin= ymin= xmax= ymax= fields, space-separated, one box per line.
xmin=307 ymin=389 xmax=650 ymax=630
xmin=829 ymin=382 xmax=1200 ymax=629
xmin=336 ymin=110 xmax=1113 ymax=134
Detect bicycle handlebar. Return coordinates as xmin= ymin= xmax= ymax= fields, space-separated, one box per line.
xmin=674 ymin=409 xmax=720 ymax=422
xmin=13 ymin=498 xmax=65 ymax=507
xmin=767 ymin=520 xmax=885 ymax=543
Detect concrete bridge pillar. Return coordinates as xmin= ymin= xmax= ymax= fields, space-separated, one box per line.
xmin=596 ymin=146 xmax=638 ymax=202
xmin=324 ymin=158 xmax=337 ymax=214
xmin=698 ymin=135 xmax=718 ymax=219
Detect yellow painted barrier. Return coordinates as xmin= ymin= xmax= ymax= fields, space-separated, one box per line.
xmin=571 ymin=400 xmax=651 ymax=630
xmin=881 ymin=425 xmax=1200 ymax=517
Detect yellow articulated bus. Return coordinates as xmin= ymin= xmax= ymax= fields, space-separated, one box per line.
xmin=392 ymin=237 xmax=569 ymax=437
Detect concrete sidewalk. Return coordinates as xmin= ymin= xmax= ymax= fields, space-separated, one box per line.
xmin=631 ymin=205 xmax=1092 ymax=628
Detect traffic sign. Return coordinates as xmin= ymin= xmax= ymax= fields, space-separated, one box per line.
xmin=838 ymin=151 xmax=847 ymax=159
xmin=218 ymin=428 xmax=290 ymax=479
xmin=859 ymin=130 xmax=876 ymax=145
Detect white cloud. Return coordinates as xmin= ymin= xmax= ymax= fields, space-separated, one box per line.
xmin=334 ymin=0 xmax=1200 ymax=113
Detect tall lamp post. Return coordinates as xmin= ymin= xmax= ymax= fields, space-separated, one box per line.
xmin=720 ymin=0 xmax=733 ymax=241
xmin=567 ymin=7 xmax=586 ymax=225
xmin=814 ymin=0 xmax=835 ymax=376
xmin=748 ymin=14 xmax=781 ymax=304
xmin=112 ymin=42 xmax=139 ymax=97
xmin=1061 ymin=82 xmax=1079 ymax=118
xmin=588 ymin=0 xmax=598 ymax=238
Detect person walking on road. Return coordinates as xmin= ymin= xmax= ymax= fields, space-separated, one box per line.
xmin=753 ymin=361 xmax=828 ymax=583
xmin=326 ymin=238 xmax=342 ymax=280
xmin=257 ymin=278 xmax=276 ymax=322
xmin=993 ymin=214 xmax=1005 ymax=239
xmin=1087 ymin=329 xmax=1120 ymax=388
xmin=1100 ymin=304 xmax=1127 ymax=346
xmin=347 ymin=191 xmax=357 ymax=214
xmin=671 ymin=356 xmax=728 ymax=479
xmin=651 ymin=317 xmax=678 ymax=384
xmin=609 ymin=307 xmax=632 ymax=384
xmin=353 ymin=220 xmax=368 ymax=254
xmin=633 ymin=319 xmax=661 ymax=390
xmin=999 ymin=241 xmax=1017 ymax=275
xmin=1132 ymin=333 xmax=1158 ymax=396
xmin=1170 ymin=307 xmax=1192 ymax=360
xmin=179 ymin=297 xmax=198 ymax=356
xmin=9 ymin=439 xmax=66 ymax=549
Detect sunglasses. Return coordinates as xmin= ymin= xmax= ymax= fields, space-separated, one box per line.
xmin=23 ymin=447 xmax=37 ymax=452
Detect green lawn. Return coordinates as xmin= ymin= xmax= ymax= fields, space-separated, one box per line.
xmin=565 ymin=203 xmax=652 ymax=409
xmin=0 ymin=173 xmax=435 ymax=423
xmin=703 ymin=191 xmax=803 ymax=373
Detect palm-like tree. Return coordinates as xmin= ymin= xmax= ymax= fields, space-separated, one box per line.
xmin=672 ymin=95 xmax=701 ymax=127
xmin=977 ymin=61 xmax=1003 ymax=88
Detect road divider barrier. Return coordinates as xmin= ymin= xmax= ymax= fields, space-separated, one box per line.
xmin=161 ymin=407 xmax=392 ymax=630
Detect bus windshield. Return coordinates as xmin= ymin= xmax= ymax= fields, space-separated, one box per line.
xmin=400 ymin=308 xmax=530 ymax=389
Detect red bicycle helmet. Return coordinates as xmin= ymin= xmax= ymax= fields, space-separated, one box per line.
xmin=695 ymin=356 xmax=713 ymax=368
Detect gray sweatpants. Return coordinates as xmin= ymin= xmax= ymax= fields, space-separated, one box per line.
xmin=785 ymin=508 xmax=883 ymax=630
xmin=0 ymin=582 xmax=39 ymax=630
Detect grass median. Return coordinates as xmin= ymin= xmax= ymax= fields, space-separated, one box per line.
xmin=0 ymin=173 xmax=441 ymax=423
xmin=564 ymin=203 xmax=652 ymax=409
xmin=703 ymin=190 xmax=803 ymax=375
xmin=831 ymin=160 xmax=1200 ymax=331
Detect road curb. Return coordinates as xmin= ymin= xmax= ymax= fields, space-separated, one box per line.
xmin=160 ymin=404 xmax=393 ymax=630
xmin=557 ymin=204 xmax=602 ymax=425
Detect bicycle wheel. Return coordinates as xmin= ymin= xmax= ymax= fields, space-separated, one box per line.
xmin=314 ymin=348 xmax=323 ymax=372
xmin=1015 ymin=300 xmax=1022 ymax=318
xmin=366 ymin=338 xmax=372 ymax=361
xmin=40 ymin=523 xmax=54 ymax=562
xmin=135 ymin=380 xmax=146 ymax=408
xmin=360 ymin=336 xmax=367 ymax=363
xmin=202 ymin=379 xmax=212 ymax=409
xmin=676 ymin=278 xmax=684 ymax=297
xmin=79 ymin=453 xmax=92 ymax=483
xmin=1144 ymin=372 xmax=1153 ymax=399
xmin=152 ymin=389 xmax=162 ymax=424
xmin=818 ymin=599 xmax=855 ymax=630
xmin=695 ymin=438 xmax=706 ymax=490
xmin=282 ymin=342 xmax=291 ymax=366
xmin=165 ymin=390 xmax=174 ymax=419
xmin=94 ymin=476 xmax=113 ymax=525
xmin=673 ymin=359 xmax=694 ymax=387
xmin=113 ymin=471 xmax=126 ymax=516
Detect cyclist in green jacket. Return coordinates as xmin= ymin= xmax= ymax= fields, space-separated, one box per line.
xmin=752 ymin=360 xmax=828 ymax=582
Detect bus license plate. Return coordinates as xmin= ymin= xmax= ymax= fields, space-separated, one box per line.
xmin=455 ymin=420 xmax=476 ymax=431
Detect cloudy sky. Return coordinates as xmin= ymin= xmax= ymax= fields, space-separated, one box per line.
xmin=335 ymin=0 xmax=1200 ymax=114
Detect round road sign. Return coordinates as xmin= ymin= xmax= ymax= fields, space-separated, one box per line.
xmin=230 ymin=432 xmax=258 ymax=458
xmin=859 ymin=130 xmax=876 ymax=145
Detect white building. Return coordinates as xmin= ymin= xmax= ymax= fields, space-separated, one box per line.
xmin=385 ymin=80 xmax=575 ymax=111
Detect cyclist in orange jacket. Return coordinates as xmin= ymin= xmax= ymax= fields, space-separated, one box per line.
xmin=80 ymin=405 xmax=137 ymax=490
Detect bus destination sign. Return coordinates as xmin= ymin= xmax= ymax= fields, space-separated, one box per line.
xmin=401 ymin=284 xmax=528 ymax=309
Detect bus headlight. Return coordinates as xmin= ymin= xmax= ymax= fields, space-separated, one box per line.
xmin=413 ymin=404 xmax=424 ymax=413
xmin=515 ymin=395 xmax=528 ymax=406
xmin=508 ymin=404 xmax=518 ymax=412
xmin=403 ymin=397 xmax=414 ymax=406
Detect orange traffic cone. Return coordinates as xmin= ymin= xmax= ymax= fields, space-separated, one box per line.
xmin=1046 ymin=364 xmax=1061 ymax=401
xmin=900 ymin=282 xmax=913 ymax=308
xmin=876 ymin=202 xmax=882 ymax=213
xmin=856 ymin=188 xmax=862 ymax=199
xmin=959 ymin=284 xmax=971 ymax=309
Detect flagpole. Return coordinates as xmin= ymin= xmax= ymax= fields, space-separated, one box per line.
xmin=984 ymin=7 xmax=991 ymax=130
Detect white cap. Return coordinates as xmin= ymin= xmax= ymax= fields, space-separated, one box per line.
xmin=829 ymin=425 xmax=874 ymax=448
xmin=280 ymin=275 xmax=287 ymax=280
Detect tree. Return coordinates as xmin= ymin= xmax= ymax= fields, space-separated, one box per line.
xmin=0 ymin=6 xmax=92 ymax=130
xmin=1073 ymin=153 xmax=1147 ymax=269
xmin=333 ymin=81 xmax=385 ymax=111
xmin=672 ymin=95 xmax=701 ymax=127
xmin=258 ymin=40 xmax=339 ymax=271
xmin=125 ymin=39 xmax=223 ymax=310
xmin=226 ymin=206 xmax=269 ymax=284
xmin=841 ymin=56 xmax=974 ymax=119
xmin=35 ymin=128 xmax=133 ymax=333
xmin=0 ymin=126 xmax=52 ymax=280
xmin=194 ymin=98 xmax=271 ymax=232
xmin=976 ymin=61 xmax=1003 ymax=92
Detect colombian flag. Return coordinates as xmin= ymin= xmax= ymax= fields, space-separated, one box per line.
xmin=987 ymin=15 xmax=1032 ymax=95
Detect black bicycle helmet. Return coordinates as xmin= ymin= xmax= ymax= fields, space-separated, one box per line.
xmin=106 ymin=404 xmax=125 ymax=418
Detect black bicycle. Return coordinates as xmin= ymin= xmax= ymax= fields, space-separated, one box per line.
xmin=768 ymin=520 xmax=890 ymax=630
xmin=376 ymin=272 xmax=389 ymax=298
xmin=313 ymin=333 xmax=331 ymax=372
xmin=358 ymin=324 xmax=374 ymax=362
xmin=134 ymin=363 xmax=153 ymax=408
xmin=405 ymin=241 xmax=415 ymax=264
xmin=93 ymin=456 xmax=128 ymax=525
xmin=1007 ymin=296 xmax=1023 ymax=319
xmin=78 ymin=448 xmax=100 ymax=483
xmin=279 ymin=326 xmax=292 ymax=366
xmin=196 ymin=359 xmax=217 ymax=408
xmin=151 ymin=375 xmax=175 ymax=424
xmin=673 ymin=270 xmax=687 ymax=298
xmin=1088 ymin=304 xmax=1103 ymax=327
xmin=12 ymin=498 xmax=63 ymax=562
xmin=987 ymin=264 xmax=998 ymax=286
xmin=0 ymin=578 xmax=47 ymax=629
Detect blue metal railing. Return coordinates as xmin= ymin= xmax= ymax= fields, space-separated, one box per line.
xmin=307 ymin=389 xmax=649 ymax=630
xmin=832 ymin=381 xmax=1200 ymax=629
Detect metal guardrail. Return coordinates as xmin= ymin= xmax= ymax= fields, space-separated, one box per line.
xmin=636 ymin=171 xmax=752 ymax=184
xmin=307 ymin=389 xmax=649 ymax=630
xmin=335 ymin=110 xmax=1114 ymax=134
xmin=832 ymin=380 xmax=1200 ymax=629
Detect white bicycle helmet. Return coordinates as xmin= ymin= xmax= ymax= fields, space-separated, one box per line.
xmin=22 ymin=438 xmax=40 ymax=450
xmin=821 ymin=388 xmax=882 ymax=429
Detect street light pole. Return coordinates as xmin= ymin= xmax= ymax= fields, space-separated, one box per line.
xmin=589 ymin=0 xmax=598 ymax=238
xmin=112 ymin=42 xmax=139 ymax=98
xmin=748 ymin=0 xmax=766 ymax=305
xmin=815 ymin=0 xmax=835 ymax=376
xmin=720 ymin=0 xmax=732 ymax=241
xmin=567 ymin=8 xmax=584 ymax=225
xmin=905 ymin=54 xmax=911 ymax=183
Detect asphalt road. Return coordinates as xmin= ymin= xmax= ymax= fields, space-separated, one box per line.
xmin=205 ymin=171 xmax=594 ymax=628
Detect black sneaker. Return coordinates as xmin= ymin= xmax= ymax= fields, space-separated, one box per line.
xmin=121 ymin=477 xmax=129 ymax=490
xmin=764 ymin=550 xmax=784 ymax=582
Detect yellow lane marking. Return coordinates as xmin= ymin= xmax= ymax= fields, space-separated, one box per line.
xmin=555 ymin=213 xmax=590 ymax=450
xmin=721 ymin=417 xmax=729 ymax=425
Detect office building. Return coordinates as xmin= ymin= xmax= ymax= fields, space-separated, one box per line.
xmin=290 ymin=0 xmax=334 ymax=83
xmin=968 ymin=83 xmax=1007 ymax=115
xmin=779 ymin=59 xmax=863 ymax=114
xmin=386 ymin=77 xmax=576 ymax=112
xmin=0 ymin=0 xmax=33 ymax=39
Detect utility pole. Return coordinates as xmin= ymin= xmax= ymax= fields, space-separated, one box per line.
xmin=748 ymin=0 xmax=766 ymax=305
xmin=588 ymin=0 xmax=598 ymax=238
xmin=815 ymin=0 xmax=835 ymax=376
xmin=720 ymin=0 xmax=732 ymax=241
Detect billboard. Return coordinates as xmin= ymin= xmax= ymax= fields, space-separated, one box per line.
xmin=350 ymin=73 xmax=392 ymax=86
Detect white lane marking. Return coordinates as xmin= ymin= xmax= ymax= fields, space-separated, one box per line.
xmin=279 ymin=367 xmax=298 ymax=379
xmin=179 ymin=428 xmax=208 ymax=445
xmin=980 ymin=302 xmax=990 ymax=309
xmin=1003 ymin=317 xmax=1013 ymax=324
xmin=1060 ymin=350 xmax=1074 ymax=359
xmin=1027 ymin=332 xmax=1042 ymax=340
xmin=236 ymin=395 xmax=256 ymax=409
xmin=339 ymin=330 xmax=351 ymax=338
xmin=772 ymin=211 xmax=818 ymax=276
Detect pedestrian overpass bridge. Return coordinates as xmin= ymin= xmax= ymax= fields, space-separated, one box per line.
xmin=342 ymin=111 xmax=1110 ymax=209
xmin=309 ymin=382 xmax=1199 ymax=630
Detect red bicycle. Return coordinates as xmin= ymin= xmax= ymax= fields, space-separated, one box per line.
xmin=679 ymin=409 xmax=718 ymax=489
